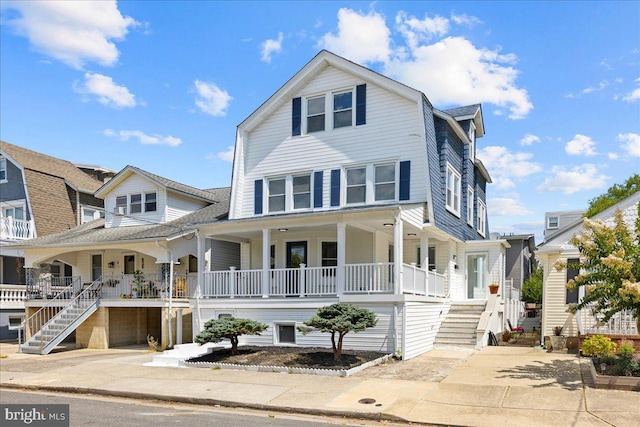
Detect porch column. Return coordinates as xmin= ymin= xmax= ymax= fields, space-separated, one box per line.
xmin=393 ymin=211 xmax=403 ymax=295
xmin=420 ymin=233 xmax=429 ymax=291
xmin=336 ymin=223 xmax=346 ymax=295
xmin=262 ymin=228 xmax=270 ymax=298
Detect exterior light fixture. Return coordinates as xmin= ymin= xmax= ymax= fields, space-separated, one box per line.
xmin=383 ymin=223 xmax=393 ymax=227
xmin=407 ymin=233 xmax=417 ymax=236
xmin=278 ymin=228 xmax=288 ymax=232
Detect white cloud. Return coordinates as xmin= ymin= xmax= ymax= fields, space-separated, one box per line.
xmin=565 ymin=134 xmax=597 ymax=156
xmin=317 ymin=8 xmax=392 ymax=64
xmin=104 ymin=129 xmax=182 ymax=147
xmin=519 ymin=133 xmax=540 ymax=146
xmin=260 ymin=32 xmax=284 ymax=63
xmin=395 ymin=11 xmax=448 ymax=50
xmin=621 ymin=78 xmax=640 ymax=102
xmin=213 ymin=146 xmax=235 ymax=162
xmin=582 ymin=80 xmax=609 ymax=94
xmin=536 ymin=164 xmax=609 ymax=194
xmin=2 ymin=0 xmax=139 ymax=69
xmin=385 ymin=36 xmax=532 ymax=119
xmin=73 ymin=73 xmax=136 ymax=108
xmin=450 ymin=12 xmax=483 ymax=27
xmin=608 ymin=152 xmax=619 ymax=160
xmin=477 ymin=146 xmax=542 ymax=190
xmin=487 ymin=198 xmax=532 ymax=216
xmin=317 ymin=8 xmax=532 ymax=119
xmin=193 ymin=80 xmax=232 ymax=117
xmin=618 ymin=132 xmax=640 ymax=157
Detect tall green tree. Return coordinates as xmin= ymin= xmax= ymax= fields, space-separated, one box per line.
xmin=522 ymin=265 xmax=543 ymax=304
xmin=194 ymin=317 xmax=268 ymax=355
xmin=298 ymin=303 xmax=377 ymax=361
xmin=585 ymin=174 xmax=640 ymax=217
xmin=556 ymin=204 xmax=640 ymax=329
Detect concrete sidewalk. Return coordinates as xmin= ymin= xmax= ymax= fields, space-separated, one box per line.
xmin=1 ymin=343 xmax=638 ymax=426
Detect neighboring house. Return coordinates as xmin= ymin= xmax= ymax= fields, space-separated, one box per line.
xmin=0 ymin=141 xmax=106 ymax=341
xmin=501 ymin=233 xmax=536 ymax=297
xmin=537 ymin=191 xmax=639 ymax=344
xmin=14 ymin=165 xmax=229 ymax=353
xmin=188 ymin=50 xmax=508 ymax=358
xmin=543 ymin=209 xmax=586 ymax=242
xmin=16 ymin=51 xmax=511 ymax=358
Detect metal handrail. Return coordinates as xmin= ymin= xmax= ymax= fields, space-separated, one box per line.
xmin=18 ymin=277 xmax=97 ymax=353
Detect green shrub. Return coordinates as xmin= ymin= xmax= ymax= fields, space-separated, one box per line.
xmin=195 ymin=317 xmax=268 ymax=355
xmin=582 ymin=335 xmax=617 ymax=357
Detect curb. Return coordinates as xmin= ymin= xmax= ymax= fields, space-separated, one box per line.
xmin=1 ymin=382 xmax=438 ymax=425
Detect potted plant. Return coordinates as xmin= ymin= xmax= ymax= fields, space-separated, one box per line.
xmin=550 ymin=326 xmax=565 ymax=350
xmin=131 ymin=270 xmax=145 ymax=298
xmin=488 ymin=284 xmax=499 ymax=295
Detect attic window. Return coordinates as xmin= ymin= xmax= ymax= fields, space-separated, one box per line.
xmin=130 ymin=194 xmax=142 ymax=214
xmin=333 ymin=91 xmax=352 ymax=128
xmin=0 ymin=157 xmax=6 ymax=182
xmin=547 ymin=216 xmax=559 ymax=229
xmin=145 ymin=192 xmax=157 ymax=212
xmin=307 ymin=96 xmax=325 ymax=133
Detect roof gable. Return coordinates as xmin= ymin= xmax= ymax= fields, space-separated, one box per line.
xmin=1 ymin=140 xmax=103 ymax=193
xmin=95 ymin=165 xmax=220 ymax=203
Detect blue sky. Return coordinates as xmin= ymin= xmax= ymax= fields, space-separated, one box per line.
xmin=1 ymin=1 xmax=639 ymax=243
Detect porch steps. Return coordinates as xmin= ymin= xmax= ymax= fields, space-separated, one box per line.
xmin=20 ymin=299 xmax=99 ymax=355
xmin=434 ymin=301 xmax=486 ymax=349
xmin=144 ymin=343 xmax=226 ymax=367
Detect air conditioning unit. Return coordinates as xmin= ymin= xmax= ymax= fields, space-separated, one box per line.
xmin=114 ymin=206 xmax=126 ymax=216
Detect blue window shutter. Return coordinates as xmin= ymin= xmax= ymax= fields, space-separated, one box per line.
xmin=356 ymin=84 xmax=366 ymax=125
xmin=399 ymin=161 xmax=410 ymax=201
xmin=292 ymin=97 xmax=301 ymax=136
xmin=254 ymin=179 xmax=263 ymax=215
xmin=314 ymin=171 xmax=323 ymax=208
xmin=330 ymin=169 xmax=340 ymax=206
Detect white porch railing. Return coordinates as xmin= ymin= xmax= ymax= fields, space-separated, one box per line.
xmin=577 ymin=304 xmax=638 ymax=335
xmin=0 ymin=284 xmax=28 ymax=308
xmin=27 ymin=276 xmax=81 ymax=299
xmin=200 ymin=262 xmax=449 ymax=298
xmin=402 ymin=264 xmax=446 ymax=296
xmin=503 ymin=298 xmax=525 ymax=330
xmin=0 ymin=217 xmax=35 ymax=240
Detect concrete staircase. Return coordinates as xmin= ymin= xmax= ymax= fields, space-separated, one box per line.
xmin=434 ymin=301 xmax=487 ymax=349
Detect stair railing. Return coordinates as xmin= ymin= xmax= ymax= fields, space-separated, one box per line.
xmin=19 ymin=277 xmax=100 ymax=354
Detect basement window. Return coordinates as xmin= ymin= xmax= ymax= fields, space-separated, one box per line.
xmin=275 ymin=322 xmax=296 ymax=345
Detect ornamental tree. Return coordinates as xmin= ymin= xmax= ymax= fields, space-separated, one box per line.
xmin=555 ymin=205 xmax=640 ymax=330
xmin=298 ymin=303 xmax=377 ymax=361
xmin=194 ymin=317 xmax=268 ymax=355
xmin=522 ymin=265 xmax=543 ymax=304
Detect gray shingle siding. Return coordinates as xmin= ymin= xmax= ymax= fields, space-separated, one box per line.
xmin=475 ymin=168 xmax=488 ymax=239
xmin=422 ymin=98 xmax=440 ymax=226
xmin=0 ymin=159 xmax=28 ymax=209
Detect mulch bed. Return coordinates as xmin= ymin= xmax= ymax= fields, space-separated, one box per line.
xmin=187 ymin=346 xmax=386 ymax=370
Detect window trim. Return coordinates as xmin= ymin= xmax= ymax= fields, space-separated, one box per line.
xmin=8 ymin=315 xmax=24 ymax=331
xmin=345 ymin=165 xmax=367 ymax=205
xmin=467 ymin=186 xmax=474 ymax=227
xmin=130 ymin=193 xmax=142 ymax=214
xmin=0 ymin=157 xmax=7 ymax=183
xmin=144 ymin=192 xmax=157 ymax=213
xmin=292 ymin=174 xmax=311 ymax=210
xmin=306 ymin=95 xmax=326 ymax=133
xmin=267 ymin=177 xmax=286 ymax=213
xmin=273 ymin=322 xmax=298 ymax=346
xmin=445 ymin=164 xmax=461 ymax=217
xmin=477 ymin=199 xmax=486 ymax=237
xmin=547 ymin=216 xmax=559 ymax=229
xmin=332 ymin=89 xmax=353 ymax=129
xmin=373 ymin=163 xmax=396 ymax=202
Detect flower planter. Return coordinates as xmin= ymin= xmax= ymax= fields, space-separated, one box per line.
xmin=588 ymin=358 xmax=640 ymax=391
xmin=550 ymin=335 xmax=566 ymax=350
xmin=488 ymin=285 xmax=499 ymax=295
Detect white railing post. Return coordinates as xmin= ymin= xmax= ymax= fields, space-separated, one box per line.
xmin=299 ymin=263 xmax=306 ymax=298
xmin=229 ymin=267 xmax=236 ymax=299
xmin=393 ymin=212 xmax=403 ymax=295
xmin=262 ymin=229 xmax=270 ymax=298
xmin=337 ymin=223 xmax=346 ymax=296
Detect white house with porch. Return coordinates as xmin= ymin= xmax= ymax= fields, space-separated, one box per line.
xmin=185 ymin=51 xmax=510 ymax=359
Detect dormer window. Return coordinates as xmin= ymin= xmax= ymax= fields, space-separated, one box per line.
xmin=307 ymin=97 xmax=325 ymax=133
xmin=115 ymin=196 xmax=127 ymax=215
xmin=145 ymin=192 xmax=157 ymax=212
xmin=130 ymin=194 xmax=142 ymax=214
xmin=547 ymin=216 xmax=559 ymax=229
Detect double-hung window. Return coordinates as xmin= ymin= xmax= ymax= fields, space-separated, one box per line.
xmin=547 ymin=216 xmax=559 ymax=229
xmin=145 ymin=192 xmax=157 ymax=212
xmin=115 ymin=196 xmax=127 ymax=215
xmin=293 ymin=175 xmax=311 ymax=209
xmin=0 ymin=158 xmax=6 ymax=182
xmin=374 ymin=164 xmax=395 ymax=201
xmin=446 ymin=164 xmax=461 ymax=216
xmin=477 ymin=199 xmax=486 ymax=237
xmin=268 ymin=178 xmax=286 ymax=213
xmin=130 ymin=194 xmax=142 ymax=214
xmin=307 ymin=97 xmax=325 ymax=133
xmin=346 ymin=167 xmax=366 ymax=204
xmin=3 ymin=206 xmax=24 ymax=220
xmin=333 ymin=91 xmax=352 ymax=128
xmin=467 ymin=186 xmax=474 ymax=226
xmin=468 ymin=122 xmax=476 ymax=162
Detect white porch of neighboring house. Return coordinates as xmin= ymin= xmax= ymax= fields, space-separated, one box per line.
xmin=20 ymin=243 xmax=200 ymax=353
xmin=0 ymin=216 xmax=36 ymax=241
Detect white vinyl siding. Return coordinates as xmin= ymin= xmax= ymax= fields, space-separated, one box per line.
xmin=403 ymin=302 xmax=450 ymax=360
xmin=233 ymin=65 xmax=427 ymax=219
